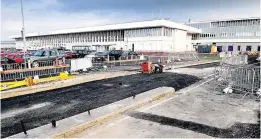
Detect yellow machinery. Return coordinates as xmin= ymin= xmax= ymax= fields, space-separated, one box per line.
xmin=0 ymin=73 xmax=75 ymax=91
xmin=210 ymin=44 xmax=217 ymax=53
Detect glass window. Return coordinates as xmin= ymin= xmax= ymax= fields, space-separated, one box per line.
xmin=246 ymin=46 xmax=252 ymax=51
xmin=228 ymin=46 xmax=233 ymax=51
xmin=237 ymin=46 xmax=241 ymax=51
xmin=51 ymin=50 xmax=57 ymax=56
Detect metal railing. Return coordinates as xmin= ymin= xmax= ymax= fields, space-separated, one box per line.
xmin=221 ymin=55 xmax=248 ymax=65
xmin=214 ymin=63 xmax=260 ymax=94
xmin=1 ymin=66 xmax=70 ymax=82
xmin=92 ymin=56 xmax=145 ymax=68
xmin=1 ymin=61 xmax=55 ymax=71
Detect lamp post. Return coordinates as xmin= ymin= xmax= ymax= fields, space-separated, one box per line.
xmin=147 ymin=33 xmax=151 ymax=53
xmin=126 ymin=32 xmax=129 ymax=51
xmin=20 ymin=0 xmax=27 ymax=67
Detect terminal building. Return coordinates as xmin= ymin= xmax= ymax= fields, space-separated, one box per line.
xmin=11 ymin=19 xmax=201 ymax=53
xmin=186 ymin=17 xmax=260 ymax=52
xmin=1 ymin=41 xmax=16 ymax=51
xmin=11 ymin=17 xmax=261 ymax=53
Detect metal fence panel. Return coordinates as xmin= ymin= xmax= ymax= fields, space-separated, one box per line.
xmin=214 ymin=64 xmax=260 ymax=94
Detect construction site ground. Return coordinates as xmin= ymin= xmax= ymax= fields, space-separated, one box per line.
xmin=75 ymin=66 xmax=260 ymax=138
xmin=2 ymin=59 xmax=259 ymax=138
xmin=2 ymin=60 xmax=215 ymax=138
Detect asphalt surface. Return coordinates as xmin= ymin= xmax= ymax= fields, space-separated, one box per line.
xmin=78 ymin=81 xmax=260 ymax=138
xmin=1 ymin=72 xmax=200 ymax=138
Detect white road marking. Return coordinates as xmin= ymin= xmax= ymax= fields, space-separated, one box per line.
xmin=182 ymin=78 xmax=214 ymax=94
xmin=203 ymin=74 xmax=215 ymax=79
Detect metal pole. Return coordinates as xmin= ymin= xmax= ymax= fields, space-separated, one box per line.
xmin=21 ymin=0 xmax=27 ymax=67
xmin=126 ymin=32 xmax=129 ymax=51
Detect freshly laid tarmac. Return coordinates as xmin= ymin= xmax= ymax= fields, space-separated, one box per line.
xmin=1 ymin=72 xmax=199 ymax=138
xmin=1 ymin=60 xmax=220 ymax=138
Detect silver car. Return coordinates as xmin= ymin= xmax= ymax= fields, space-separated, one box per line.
xmin=28 ymin=49 xmax=64 ymax=67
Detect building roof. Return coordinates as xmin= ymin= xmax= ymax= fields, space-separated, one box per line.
xmin=186 ymin=17 xmax=260 ymax=24
xmin=1 ymin=41 xmax=16 ymax=44
xmin=11 ymin=19 xmax=201 ymax=39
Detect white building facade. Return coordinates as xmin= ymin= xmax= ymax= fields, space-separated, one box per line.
xmin=186 ymin=17 xmax=261 ymax=52
xmin=1 ymin=41 xmax=16 ymax=50
xmin=11 ymin=19 xmax=201 ymax=54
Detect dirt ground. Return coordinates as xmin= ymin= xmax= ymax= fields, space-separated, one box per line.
xmin=1 ymin=72 xmax=200 ymax=138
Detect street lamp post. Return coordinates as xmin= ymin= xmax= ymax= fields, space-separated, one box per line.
xmin=20 ymin=0 xmax=27 ymax=67
xmin=126 ymin=32 xmax=129 ymax=51
xmin=147 ymin=33 xmax=151 ymax=53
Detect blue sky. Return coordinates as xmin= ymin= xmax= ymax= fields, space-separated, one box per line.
xmin=1 ymin=0 xmax=260 ymax=40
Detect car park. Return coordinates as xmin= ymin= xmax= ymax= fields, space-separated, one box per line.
xmin=109 ymin=50 xmax=123 ymax=60
xmin=72 ymin=46 xmax=92 ymax=58
xmin=71 ymin=51 xmax=80 ymax=58
xmin=121 ymin=51 xmax=138 ymax=59
xmin=28 ymin=49 xmax=64 ymax=68
xmin=7 ymin=54 xmax=25 ymax=64
xmin=84 ymin=52 xmax=106 ymax=62
xmin=63 ymin=51 xmax=73 ymax=59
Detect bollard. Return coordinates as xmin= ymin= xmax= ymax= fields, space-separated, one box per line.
xmin=62 ymin=57 xmax=66 ymax=66
xmin=25 ymin=76 xmax=34 ymax=87
xmin=107 ymin=55 xmax=109 ymax=62
xmin=20 ymin=121 xmax=27 ymax=135
xmin=55 ymin=56 xmax=59 ymax=66
xmin=51 ymin=120 xmax=56 ymax=128
xmin=88 ymin=106 xmax=91 ymax=115
xmin=133 ymin=94 xmax=136 ymax=99
xmin=28 ymin=60 xmax=31 ymax=69
xmin=119 ymin=82 xmax=122 ymax=86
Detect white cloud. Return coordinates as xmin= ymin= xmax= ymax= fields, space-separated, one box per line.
xmin=1 ymin=0 xmax=260 ymax=40
xmin=1 ymin=0 xmax=141 ymax=40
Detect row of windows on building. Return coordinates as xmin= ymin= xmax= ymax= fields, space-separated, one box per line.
xmin=217 ymin=45 xmax=260 ymax=52
xmin=125 ymin=27 xmax=173 ymax=37
xmin=188 ymin=19 xmax=260 ymax=29
xmin=16 ymin=30 xmax=125 ymax=44
xmin=192 ymin=32 xmax=260 ymax=40
xmin=15 ymin=27 xmax=175 ymax=46
xmin=211 ymin=19 xmax=260 ymax=28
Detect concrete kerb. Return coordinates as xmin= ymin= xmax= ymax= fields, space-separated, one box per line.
xmin=52 ymin=87 xmax=174 ymax=138
xmin=7 ymin=87 xmax=174 ymax=138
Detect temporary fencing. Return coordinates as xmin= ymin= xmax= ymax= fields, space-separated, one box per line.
xmin=214 ymin=63 xmax=260 ymax=94
xmin=221 ymin=55 xmax=248 ymax=65
xmin=1 ymin=61 xmax=55 ymax=71
xmin=1 ymin=72 xmax=75 ymax=91
xmin=1 ymin=66 xmax=70 ymax=82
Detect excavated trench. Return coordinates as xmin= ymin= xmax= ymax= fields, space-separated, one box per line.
xmin=1 ymin=72 xmax=200 ymax=138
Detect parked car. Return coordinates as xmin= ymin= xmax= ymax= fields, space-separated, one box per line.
xmin=72 ymin=46 xmax=91 ymax=58
xmin=121 ymin=51 xmax=138 ymax=59
xmin=84 ymin=52 xmax=106 ymax=62
xmin=7 ymin=53 xmax=16 ymax=59
xmin=71 ymin=51 xmax=80 ymax=58
xmin=28 ymin=49 xmax=63 ymax=68
xmin=63 ymin=51 xmax=73 ymax=59
xmin=7 ymin=54 xmax=22 ymax=64
xmin=109 ymin=50 xmax=123 ymax=60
